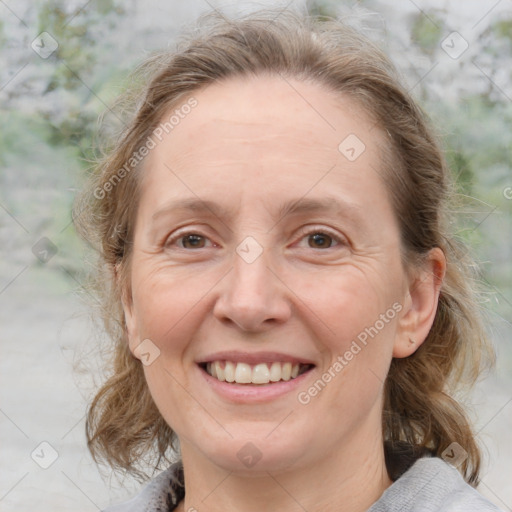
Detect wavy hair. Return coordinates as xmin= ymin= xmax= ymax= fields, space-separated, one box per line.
xmin=74 ymin=8 xmax=495 ymax=484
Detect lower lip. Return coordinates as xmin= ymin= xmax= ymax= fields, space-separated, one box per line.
xmin=197 ymin=364 xmax=314 ymax=403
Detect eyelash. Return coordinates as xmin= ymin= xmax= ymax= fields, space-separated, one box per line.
xmin=165 ymin=226 xmax=347 ymax=251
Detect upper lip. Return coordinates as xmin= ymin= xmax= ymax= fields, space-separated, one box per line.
xmin=196 ymin=351 xmax=316 ymax=366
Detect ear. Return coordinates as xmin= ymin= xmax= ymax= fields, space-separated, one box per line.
xmin=114 ymin=263 xmax=141 ymax=356
xmin=393 ymin=247 xmax=446 ymax=358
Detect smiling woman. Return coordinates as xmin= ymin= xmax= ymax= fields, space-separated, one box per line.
xmin=74 ymin=7 xmax=501 ymax=512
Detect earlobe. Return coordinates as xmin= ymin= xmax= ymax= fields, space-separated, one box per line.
xmin=393 ymin=247 xmax=446 ymax=358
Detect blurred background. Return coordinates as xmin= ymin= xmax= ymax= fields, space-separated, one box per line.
xmin=0 ymin=0 xmax=511 ymax=510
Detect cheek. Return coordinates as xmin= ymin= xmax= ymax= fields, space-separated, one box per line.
xmin=131 ymin=268 xmax=214 ymax=433
xmin=298 ymin=266 xmax=400 ymax=350
xmin=130 ymin=265 xmax=217 ymax=352
xmin=292 ymin=265 xmax=400 ymax=411
xmin=142 ymin=363 xmax=222 ymax=442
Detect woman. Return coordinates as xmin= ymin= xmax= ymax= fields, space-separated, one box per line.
xmin=75 ymin=8 xmax=502 ymax=512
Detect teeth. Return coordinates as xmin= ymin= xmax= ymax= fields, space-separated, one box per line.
xmin=252 ymin=363 xmax=270 ymax=384
xmin=224 ymin=361 xmax=236 ymax=382
xmin=234 ymin=363 xmax=252 ymax=384
xmin=282 ymin=362 xmax=292 ymax=381
xmin=205 ymin=361 xmax=306 ymax=384
xmin=269 ymin=362 xmax=281 ymax=382
xmin=214 ymin=361 xmax=225 ymax=381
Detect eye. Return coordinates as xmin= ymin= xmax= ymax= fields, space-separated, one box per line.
xmin=165 ymin=231 xmax=214 ymax=250
xmin=296 ymin=227 xmax=346 ymax=250
xmin=307 ymin=232 xmax=334 ymax=249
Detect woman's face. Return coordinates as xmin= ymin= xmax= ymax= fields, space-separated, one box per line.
xmin=123 ymin=75 xmax=431 ymax=474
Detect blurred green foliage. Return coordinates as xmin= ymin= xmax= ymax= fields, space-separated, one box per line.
xmin=410 ymin=11 xmax=443 ymax=54
xmin=493 ymin=19 xmax=512 ymax=42
xmin=34 ymin=1 xmax=127 ymax=162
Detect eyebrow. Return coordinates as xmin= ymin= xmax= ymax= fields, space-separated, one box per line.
xmin=151 ymin=196 xmax=364 ymax=227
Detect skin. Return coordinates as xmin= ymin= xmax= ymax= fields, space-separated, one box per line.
xmin=122 ymin=75 xmax=446 ymax=512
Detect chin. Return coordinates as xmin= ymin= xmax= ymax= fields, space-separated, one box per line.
xmin=188 ymin=427 xmax=314 ymax=475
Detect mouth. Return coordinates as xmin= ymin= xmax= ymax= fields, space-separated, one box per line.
xmin=198 ymin=360 xmax=315 ymax=385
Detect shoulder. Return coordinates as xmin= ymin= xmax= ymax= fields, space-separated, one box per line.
xmin=101 ymin=462 xmax=184 ymax=512
xmin=369 ymin=456 xmax=504 ymax=512
xmin=101 ymin=457 xmax=503 ymax=512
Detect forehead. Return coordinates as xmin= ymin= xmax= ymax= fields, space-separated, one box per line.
xmin=153 ymin=74 xmax=382 ymax=169
xmin=137 ymin=74 xmax=391 ymax=224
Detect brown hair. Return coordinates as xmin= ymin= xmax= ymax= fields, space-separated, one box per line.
xmin=74 ymin=8 xmax=494 ymax=484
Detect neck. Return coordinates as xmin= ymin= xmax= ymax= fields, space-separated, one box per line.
xmin=177 ymin=430 xmax=392 ymax=512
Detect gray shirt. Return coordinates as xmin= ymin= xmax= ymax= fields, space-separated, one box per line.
xmin=103 ymin=457 xmax=503 ymax=512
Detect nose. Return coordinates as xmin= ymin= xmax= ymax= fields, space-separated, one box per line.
xmin=212 ymin=245 xmax=292 ymax=332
